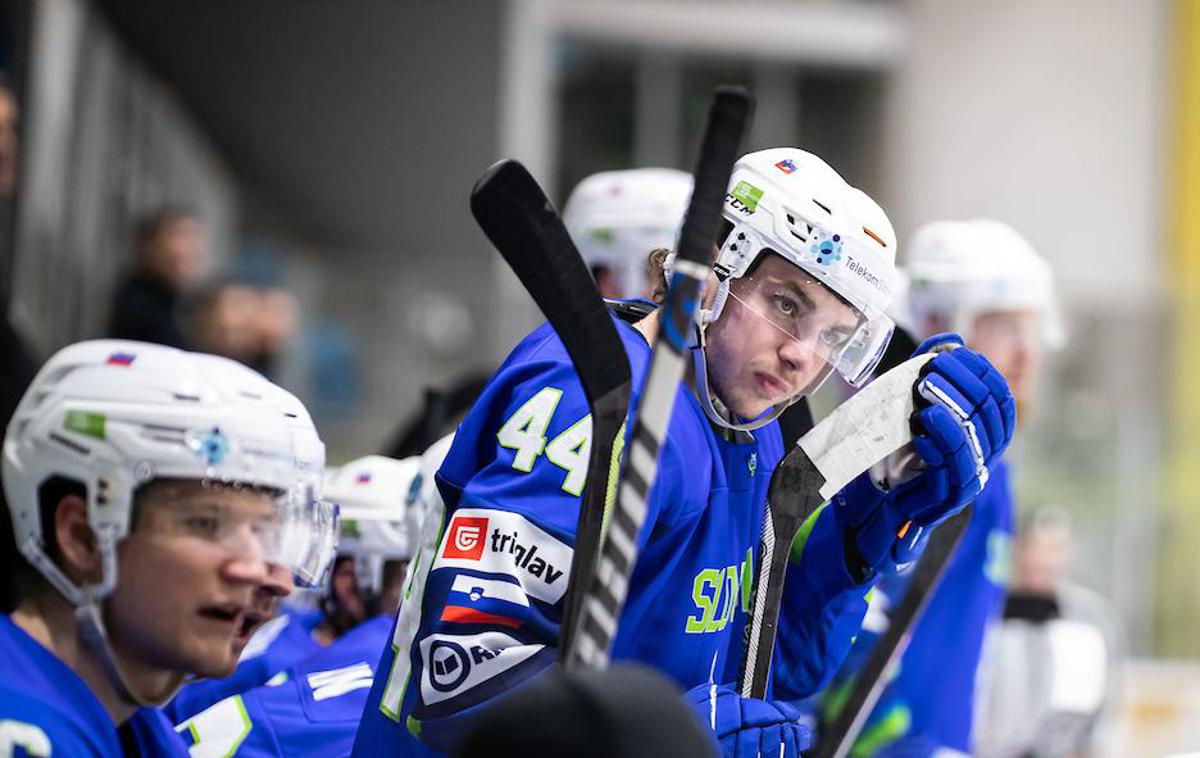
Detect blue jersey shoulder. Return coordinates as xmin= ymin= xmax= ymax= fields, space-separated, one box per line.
xmin=0 ymin=615 xmax=123 ymax=756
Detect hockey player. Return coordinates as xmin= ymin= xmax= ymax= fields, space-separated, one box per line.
xmin=172 ymin=445 xmax=449 ymax=757
xmin=166 ymin=453 xmax=420 ymax=727
xmin=563 ymin=167 xmax=693 ymax=300
xmin=826 ymin=219 xmax=1062 ymax=757
xmin=352 ymin=149 xmax=1016 ymax=758
xmin=0 ymin=339 xmax=337 ymax=756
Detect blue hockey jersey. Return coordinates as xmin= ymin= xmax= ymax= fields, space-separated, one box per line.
xmin=351 ymin=316 xmax=874 ymax=756
xmin=173 ymin=615 xmax=392 ymax=757
xmin=167 ymin=607 xmax=323 ymax=724
xmin=830 ymin=459 xmax=1014 ymax=755
xmin=0 ymin=614 xmax=189 ymax=757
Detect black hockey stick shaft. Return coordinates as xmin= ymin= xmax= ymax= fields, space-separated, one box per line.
xmin=815 ymin=503 xmax=974 ymax=758
xmin=468 ymin=160 xmax=633 ymax=664
xmin=741 ymin=454 xmax=826 ymax=698
xmin=567 ymin=86 xmax=753 ymax=670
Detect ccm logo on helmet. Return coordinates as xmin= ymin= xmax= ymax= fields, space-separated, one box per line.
xmin=435 ymin=509 xmax=573 ymax=604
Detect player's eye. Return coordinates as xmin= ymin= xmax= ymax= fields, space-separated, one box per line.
xmin=771 ymin=293 xmax=800 ymax=318
xmin=183 ymin=515 xmax=222 ymax=539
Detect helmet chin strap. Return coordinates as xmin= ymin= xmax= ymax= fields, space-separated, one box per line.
xmin=69 ymin=526 xmax=188 ymax=707
xmin=76 ymin=600 xmax=188 ymax=707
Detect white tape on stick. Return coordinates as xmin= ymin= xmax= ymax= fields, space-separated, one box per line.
xmin=800 ymin=353 xmax=935 ymax=500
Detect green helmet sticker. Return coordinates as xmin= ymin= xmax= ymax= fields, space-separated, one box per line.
xmin=590 ymin=228 xmax=615 ymax=245
xmin=730 ymin=181 xmax=764 ymax=213
xmin=63 ymin=410 xmax=106 ymax=440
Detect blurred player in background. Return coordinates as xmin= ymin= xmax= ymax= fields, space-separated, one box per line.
xmin=172 ymin=447 xmax=447 ymax=757
xmin=825 ymin=219 xmax=1063 ymax=757
xmin=0 ymin=340 xmax=335 ymax=756
xmin=562 ymin=167 xmax=693 ymax=300
xmin=974 ymin=507 xmax=1126 ymax=758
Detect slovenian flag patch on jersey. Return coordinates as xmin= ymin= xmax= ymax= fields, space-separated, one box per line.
xmin=440 ymin=575 xmax=531 ymax=629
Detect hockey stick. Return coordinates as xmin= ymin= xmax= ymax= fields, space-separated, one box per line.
xmin=567 ymin=86 xmax=753 ymax=670
xmin=740 ymin=352 xmax=937 ymax=699
xmin=468 ymin=159 xmax=633 ymax=665
xmin=814 ymin=503 xmax=974 ymax=758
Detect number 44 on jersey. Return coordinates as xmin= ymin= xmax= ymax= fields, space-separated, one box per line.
xmin=497 ymin=386 xmax=593 ymax=496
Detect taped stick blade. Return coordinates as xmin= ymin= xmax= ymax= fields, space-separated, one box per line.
xmin=470 ymin=159 xmax=630 ymax=402
xmin=799 ymin=353 xmax=935 ymax=500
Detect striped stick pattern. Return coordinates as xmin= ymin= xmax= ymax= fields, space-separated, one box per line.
xmin=567 ymin=87 xmax=752 ymax=670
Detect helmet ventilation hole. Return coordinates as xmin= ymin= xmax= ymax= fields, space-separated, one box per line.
xmin=812 ymin=198 xmax=832 ymax=215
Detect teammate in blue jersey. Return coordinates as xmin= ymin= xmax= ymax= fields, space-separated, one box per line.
xmin=0 ymin=340 xmax=337 ymax=757
xmin=170 ymin=452 xmax=429 ymax=757
xmin=825 ymin=219 xmax=1063 ymax=756
xmin=352 ymin=148 xmax=1017 ymax=758
xmin=167 ymin=453 xmax=421 ymax=725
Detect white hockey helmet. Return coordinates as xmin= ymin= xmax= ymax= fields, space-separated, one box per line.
xmin=323 ymin=454 xmax=421 ymax=595
xmin=563 ymin=167 xmax=693 ymax=299
xmin=692 ymin=148 xmax=898 ymax=430
xmin=2 ymin=340 xmax=336 ymax=702
xmin=904 ymin=219 xmax=1064 ymax=349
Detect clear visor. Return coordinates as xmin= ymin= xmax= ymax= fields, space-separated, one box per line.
xmin=725 ymin=261 xmax=894 ymax=389
xmin=141 ymin=480 xmax=339 ymax=589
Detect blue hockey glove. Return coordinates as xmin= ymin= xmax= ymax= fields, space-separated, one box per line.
xmin=683 ymin=683 xmax=812 ymax=758
xmin=835 ymin=334 xmax=1016 ymax=575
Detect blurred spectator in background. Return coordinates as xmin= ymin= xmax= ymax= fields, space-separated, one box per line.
xmin=0 ymin=71 xmax=16 ymax=198
xmin=109 ymin=207 xmax=209 ymax=347
xmin=974 ymin=507 xmax=1126 ymax=758
xmin=0 ymin=70 xmax=33 ymax=431
xmin=0 ymin=72 xmax=35 ymax=617
xmin=185 ymin=280 xmax=298 ymax=378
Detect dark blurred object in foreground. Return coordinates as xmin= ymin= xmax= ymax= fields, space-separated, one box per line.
xmin=454 ymin=665 xmax=718 ymax=758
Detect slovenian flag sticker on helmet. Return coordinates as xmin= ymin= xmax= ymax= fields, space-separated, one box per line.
xmin=356 ymin=472 xmax=372 ymax=485
xmin=106 ymin=352 xmax=136 ymax=366
xmin=775 ymin=159 xmax=797 ymax=174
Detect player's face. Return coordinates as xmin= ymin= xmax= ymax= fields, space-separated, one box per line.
xmin=376 ymin=559 xmax=409 ymax=618
xmin=231 ymin=563 xmax=293 ymax=658
xmin=105 ymin=481 xmax=290 ymax=684
xmin=969 ymin=309 xmax=1043 ymax=406
xmin=705 ymin=254 xmax=859 ymax=419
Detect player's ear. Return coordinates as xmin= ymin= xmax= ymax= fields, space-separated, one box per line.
xmin=54 ymin=494 xmax=102 ymax=584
